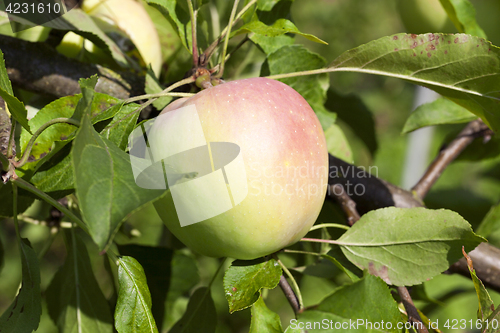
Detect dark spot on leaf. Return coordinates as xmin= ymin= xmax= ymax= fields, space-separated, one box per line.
xmin=427 ymin=52 xmax=431 ymax=58
xmin=60 ymin=135 xmax=68 ymax=140
xmin=27 ymin=155 xmax=36 ymax=162
xmin=232 ymin=287 xmax=237 ymax=292
xmin=34 ymin=142 xmax=38 ymax=146
xmin=413 ymin=53 xmax=416 ymax=56
xmin=420 ymin=51 xmax=423 ymax=54
xmin=454 ymin=37 xmax=459 ymax=43
xmin=411 ymin=42 xmax=418 ymax=49
xmin=477 ymin=45 xmax=480 ymax=47
xmin=39 ymin=152 xmax=47 ymax=159
xmin=20 ymin=305 xmax=24 ymax=313
xmin=430 ymin=45 xmax=435 ymax=50
xmin=445 ymin=50 xmax=448 ymax=54
xmin=428 ymin=33 xmax=435 ymax=41
xmin=393 ymin=36 xmax=398 ymax=40
xmin=394 ymin=48 xmax=398 ymax=51
xmin=368 ymin=262 xmax=391 ymax=284
xmin=7 ymin=311 xmax=13 ymax=319
xmin=410 ymin=34 xmax=417 ymax=39
xmin=12 ymin=297 xmax=18 ymax=309
xmin=492 ymin=304 xmax=495 ymax=311
xmin=448 ymin=40 xmax=451 ymax=44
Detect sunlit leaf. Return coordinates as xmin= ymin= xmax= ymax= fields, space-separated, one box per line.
xmin=336 ymin=207 xmax=484 ymax=286
xmin=440 ymin=0 xmax=487 ymax=38
xmin=223 ymin=258 xmax=282 ymax=313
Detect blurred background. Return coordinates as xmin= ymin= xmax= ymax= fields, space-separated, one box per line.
xmin=1 ymin=0 xmax=500 ymax=332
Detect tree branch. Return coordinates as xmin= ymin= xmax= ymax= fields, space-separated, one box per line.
xmin=398 ymin=286 xmax=429 ymax=333
xmin=328 ymin=184 xmax=360 ymax=225
xmin=327 ymin=120 xmax=500 ymax=293
xmin=278 ymin=275 xmax=300 ymax=315
xmin=412 ymin=119 xmax=492 ymax=199
xmin=0 ymin=34 xmax=144 ymax=99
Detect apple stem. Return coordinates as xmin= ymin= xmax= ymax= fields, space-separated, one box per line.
xmin=124 ymin=76 xmax=196 ymax=104
xmin=187 ymin=0 xmax=199 ymax=67
xmin=308 ymin=223 xmax=350 ymax=231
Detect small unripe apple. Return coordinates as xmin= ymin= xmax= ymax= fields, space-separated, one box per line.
xmin=397 ymin=0 xmax=455 ymax=34
xmin=150 ymin=78 xmax=328 ymax=260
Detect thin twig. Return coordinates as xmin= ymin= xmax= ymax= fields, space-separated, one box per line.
xmin=272 ymin=254 xmax=304 ymax=312
xmin=398 ymin=286 xmax=430 ymax=333
xmin=278 ymin=275 xmax=300 ymax=314
xmin=412 ymin=119 xmax=491 ymax=199
xmin=329 ymin=184 xmax=361 ymax=226
xmin=214 ymin=0 xmax=240 ymax=78
xmin=7 ymin=119 xmax=15 ymax=158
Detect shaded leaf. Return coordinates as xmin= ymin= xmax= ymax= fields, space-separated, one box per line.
xmin=118 ymin=245 xmax=173 ymax=329
xmin=0 ymin=50 xmax=30 ymax=133
xmin=263 ymin=45 xmax=334 ymax=130
xmin=249 ymin=296 xmax=283 ymax=333
xmin=326 ymin=33 xmax=500 ymax=132
xmin=325 ymin=124 xmax=353 ymax=163
xmin=465 ymin=257 xmax=494 ymax=320
xmin=30 ymin=144 xmax=74 ymax=195
xmin=166 ymin=252 xmax=199 ymax=308
xmin=72 ymin=103 xmax=164 ymax=250
xmin=0 ymin=238 xmax=41 ymax=333
xmin=223 ymin=258 xmax=282 ymax=313
xmin=337 ymin=207 xmax=484 ymax=286
xmin=45 ymin=230 xmax=113 ymax=333
xmin=232 ymin=19 xmax=326 ymax=45
xmin=115 ymin=256 xmax=159 ymax=333
xmin=402 ymin=97 xmax=477 ymax=133
xmin=0 ymin=236 xmax=3 ymax=273
xmin=456 ymin=136 xmax=500 ymax=162
xmin=146 ymin=0 xmax=191 ymax=52
xmin=100 ymin=102 xmax=141 ymax=150
xmin=0 ymin=182 xmax=34 ymax=217
xmin=169 ymin=287 xmax=217 ymax=333
xmin=440 ymin=0 xmax=487 ymax=38
xmin=251 ymin=34 xmax=295 ymax=55
xmin=325 ymin=89 xmax=377 ymax=155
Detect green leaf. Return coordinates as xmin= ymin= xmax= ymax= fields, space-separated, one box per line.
xmin=169 ymin=287 xmax=217 ymax=333
xmin=0 ymin=51 xmax=30 ymax=133
xmin=249 ymin=296 xmax=283 ymax=333
xmin=326 ymin=33 xmax=500 ymax=132
xmin=232 ymin=19 xmax=326 ymax=45
xmin=336 ymin=207 xmax=485 ymax=286
xmin=439 ymin=0 xmax=487 ymax=38
xmin=166 ymin=252 xmax=199 ymax=308
xmin=466 ymin=262 xmax=494 ymax=320
xmin=145 ymin=69 xmax=172 ymax=111
xmin=325 ymin=124 xmax=353 ymax=163
xmin=257 ymin=0 xmax=288 ymax=11
xmin=100 ymin=102 xmax=141 ymax=150
xmin=115 ymin=256 xmax=159 ymax=333
xmin=251 ymin=34 xmax=294 ymax=55
xmin=263 ymin=45 xmax=334 ymax=130
xmin=30 ymin=145 xmax=74 ymax=196
xmin=0 ymin=238 xmax=41 ymax=333
xmin=223 ymin=258 xmax=282 ymax=313
xmin=296 ymin=274 xmax=402 ymax=332
xmin=72 ymin=101 xmax=164 ymax=250
xmin=0 ymin=235 xmax=3 ymax=273
xmin=476 ymin=203 xmax=500 ymax=238
xmin=325 ymin=89 xmax=378 ymax=155
xmin=117 ymin=245 xmax=173 ymax=328
xmin=45 ymin=230 xmax=113 ymax=333
xmin=18 ymin=92 xmax=119 ymax=180
xmin=146 ymin=0 xmax=191 ymax=52
xmin=402 ymin=97 xmax=477 ymax=133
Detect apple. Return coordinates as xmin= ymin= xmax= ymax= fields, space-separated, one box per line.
xmin=397 ymin=0 xmax=455 ymax=34
xmin=150 ymin=77 xmax=328 ymax=260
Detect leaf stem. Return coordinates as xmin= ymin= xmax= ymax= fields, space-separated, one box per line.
xmin=273 ymin=254 xmax=303 ymax=311
xmin=301 ymin=237 xmax=341 ymax=245
xmin=214 ymin=0 xmax=240 ymax=78
xmin=7 ymin=119 xmax=15 ymax=158
xmin=12 ymin=182 xmax=20 ymax=238
xmin=308 ymin=223 xmax=350 ymax=231
xmin=14 ymin=118 xmax=80 ymax=168
xmin=124 ymin=92 xmax=194 ymax=104
xmin=187 ymin=0 xmax=199 ymax=67
xmin=12 ymin=178 xmax=89 ymax=233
